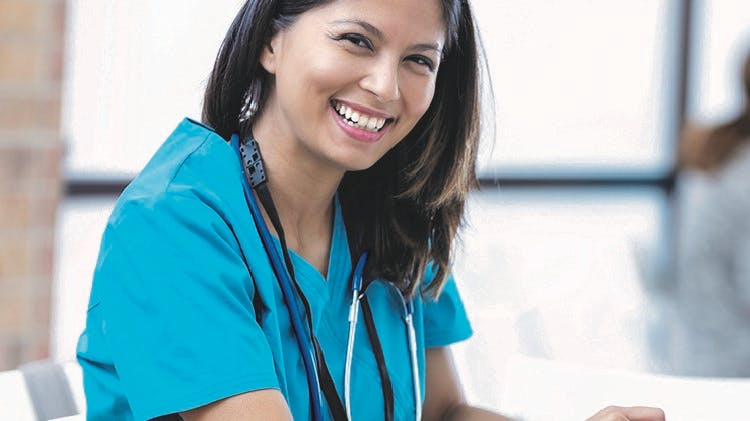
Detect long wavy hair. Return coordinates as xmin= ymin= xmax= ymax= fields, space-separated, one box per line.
xmin=203 ymin=0 xmax=482 ymax=299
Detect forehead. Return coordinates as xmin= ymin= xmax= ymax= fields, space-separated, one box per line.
xmin=310 ymin=0 xmax=447 ymax=46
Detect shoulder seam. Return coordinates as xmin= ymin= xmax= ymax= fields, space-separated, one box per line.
xmin=165 ymin=130 xmax=217 ymax=190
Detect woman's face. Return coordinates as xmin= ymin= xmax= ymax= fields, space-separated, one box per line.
xmin=257 ymin=0 xmax=446 ymax=172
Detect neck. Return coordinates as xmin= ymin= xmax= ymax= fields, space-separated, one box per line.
xmin=250 ymin=111 xmax=344 ymax=271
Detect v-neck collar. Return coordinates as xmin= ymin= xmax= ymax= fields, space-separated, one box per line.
xmin=273 ymin=195 xmax=352 ymax=331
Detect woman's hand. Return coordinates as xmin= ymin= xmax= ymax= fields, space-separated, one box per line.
xmin=585 ymin=406 xmax=665 ymax=421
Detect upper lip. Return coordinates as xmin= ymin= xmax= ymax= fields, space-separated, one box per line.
xmin=332 ymin=99 xmax=396 ymax=121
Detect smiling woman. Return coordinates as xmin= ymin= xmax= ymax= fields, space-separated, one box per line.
xmin=251 ymin=0 xmax=444 ymax=171
xmin=74 ymin=1 xmax=664 ymax=420
xmin=202 ymin=0 xmax=479 ymax=303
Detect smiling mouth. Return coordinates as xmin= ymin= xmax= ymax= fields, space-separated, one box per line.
xmin=330 ymin=100 xmax=393 ymax=133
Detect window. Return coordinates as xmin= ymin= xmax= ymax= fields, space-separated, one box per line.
xmin=473 ymin=0 xmax=680 ymax=176
xmin=61 ymin=0 xmax=240 ymax=176
xmin=56 ymin=0 xmax=703 ymax=408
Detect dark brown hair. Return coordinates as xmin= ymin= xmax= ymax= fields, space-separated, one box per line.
xmin=203 ymin=0 xmax=482 ymax=299
xmin=681 ymin=51 xmax=750 ymax=171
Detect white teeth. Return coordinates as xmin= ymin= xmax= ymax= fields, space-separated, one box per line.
xmin=333 ymin=101 xmax=388 ymax=133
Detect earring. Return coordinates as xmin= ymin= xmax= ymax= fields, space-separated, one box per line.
xmin=239 ymin=79 xmax=263 ymax=123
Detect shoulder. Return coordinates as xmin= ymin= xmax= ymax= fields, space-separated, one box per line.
xmin=109 ymin=118 xmax=247 ymax=231
xmin=722 ymin=142 xmax=750 ymax=176
xmin=421 ymin=272 xmax=473 ymax=348
xmin=90 ymin=120 xmax=259 ymax=306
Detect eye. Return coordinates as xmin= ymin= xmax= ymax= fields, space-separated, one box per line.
xmin=406 ymin=55 xmax=436 ymax=72
xmin=338 ymin=33 xmax=374 ymax=51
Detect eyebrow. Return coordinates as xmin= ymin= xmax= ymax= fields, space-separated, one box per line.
xmin=331 ymin=18 xmax=443 ymax=55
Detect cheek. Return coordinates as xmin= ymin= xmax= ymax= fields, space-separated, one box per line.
xmin=404 ymin=76 xmax=437 ymax=119
xmin=277 ymin=49 xmax=346 ymax=108
xmin=299 ymin=48 xmax=354 ymax=98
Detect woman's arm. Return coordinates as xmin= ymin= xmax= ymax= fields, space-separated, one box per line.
xmin=422 ymin=346 xmax=514 ymax=420
xmin=179 ymin=389 xmax=293 ymax=421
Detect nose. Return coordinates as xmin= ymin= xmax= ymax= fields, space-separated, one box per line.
xmin=359 ymin=57 xmax=400 ymax=103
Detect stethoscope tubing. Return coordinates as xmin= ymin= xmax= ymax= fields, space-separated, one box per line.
xmin=232 ymin=133 xmax=421 ymax=420
xmin=405 ymin=300 xmax=422 ymax=421
xmin=344 ymin=260 xmax=421 ymax=421
xmin=231 ymin=134 xmax=325 ymax=421
xmin=344 ymin=252 xmax=368 ymax=420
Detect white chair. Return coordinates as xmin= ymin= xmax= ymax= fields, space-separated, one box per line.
xmin=0 ymin=368 xmax=37 ymax=420
xmin=0 ymin=360 xmax=85 ymax=421
xmin=502 ymin=353 xmax=750 ymax=421
xmin=61 ymin=361 xmax=85 ymax=415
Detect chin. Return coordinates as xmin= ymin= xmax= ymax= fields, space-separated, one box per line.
xmin=342 ymin=160 xmax=379 ymax=173
xmin=332 ymin=154 xmax=383 ymax=173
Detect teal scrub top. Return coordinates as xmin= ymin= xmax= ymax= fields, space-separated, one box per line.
xmin=76 ymin=118 xmax=473 ymax=421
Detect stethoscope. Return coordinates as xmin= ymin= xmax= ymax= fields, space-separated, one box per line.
xmin=230 ymin=132 xmax=421 ymax=421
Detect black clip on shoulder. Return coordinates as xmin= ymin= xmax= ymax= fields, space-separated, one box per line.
xmin=239 ymin=136 xmax=267 ymax=189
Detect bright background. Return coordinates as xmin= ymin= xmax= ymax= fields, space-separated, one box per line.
xmin=53 ymin=0 xmax=750 ymax=412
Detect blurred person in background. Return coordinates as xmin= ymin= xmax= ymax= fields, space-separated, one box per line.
xmin=674 ymin=49 xmax=750 ymax=376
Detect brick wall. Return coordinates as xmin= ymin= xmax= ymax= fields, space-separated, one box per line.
xmin=0 ymin=0 xmax=66 ymax=370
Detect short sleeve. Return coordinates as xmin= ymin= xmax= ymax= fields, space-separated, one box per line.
xmin=422 ymin=274 xmax=473 ymax=348
xmin=95 ymin=194 xmax=279 ymax=420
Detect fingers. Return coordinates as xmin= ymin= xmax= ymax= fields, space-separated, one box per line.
xmin=620 ymin=406 xmax=666 ymax=421
xmin=586 ymin=406 xmax=666 ymax=421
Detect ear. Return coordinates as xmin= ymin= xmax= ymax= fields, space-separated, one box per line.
xmin=259 ymin=32 xmax=283 ymax=74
